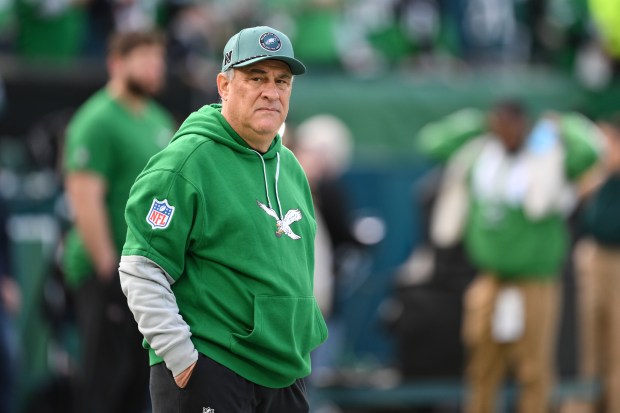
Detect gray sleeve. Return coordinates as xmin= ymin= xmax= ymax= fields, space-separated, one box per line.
xmin=119 ymin=255 xmax=198 ymax=377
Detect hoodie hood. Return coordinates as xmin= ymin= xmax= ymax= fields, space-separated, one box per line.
xmin=170 ymin=104 xmax=282 ymax=159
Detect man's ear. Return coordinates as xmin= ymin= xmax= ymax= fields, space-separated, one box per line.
xmin=216 ymin=73 xmax=230 ymax=101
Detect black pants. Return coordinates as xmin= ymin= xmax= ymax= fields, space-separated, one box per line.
xmin=73 ymin=275 xmax=150 ymax=413
xmin=150 ymin=354 xmax=309 ymax=413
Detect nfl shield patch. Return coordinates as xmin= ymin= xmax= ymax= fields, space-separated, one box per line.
xmin=146 ymin=198 xmax=175 ymax=229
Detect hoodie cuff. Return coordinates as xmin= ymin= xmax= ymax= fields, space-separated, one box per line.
xmin=164 ymin=340 xmax=199 ymax=377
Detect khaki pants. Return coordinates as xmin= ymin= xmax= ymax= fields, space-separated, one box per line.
xmin=573 ymin=239 xmax=620 ymax=413
xmin=463 ymin=274 xmax=561 ymax=413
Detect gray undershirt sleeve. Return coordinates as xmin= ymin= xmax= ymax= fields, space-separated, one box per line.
xmin=119 ymin=255 xmax=198 ymax=377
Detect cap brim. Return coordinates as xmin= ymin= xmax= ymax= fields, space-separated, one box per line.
xmin=232 ymin=56 xmax=306 ymax=75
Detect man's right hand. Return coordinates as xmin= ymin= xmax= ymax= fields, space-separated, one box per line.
xmin=174 ymin=361 xmax=197 ymax=388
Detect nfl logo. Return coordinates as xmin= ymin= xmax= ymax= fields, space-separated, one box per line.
xmin=146 ymin=198 xmax=175 ymax=229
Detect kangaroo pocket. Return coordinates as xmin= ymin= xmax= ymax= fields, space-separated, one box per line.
xmin=230 ymin=295 xmax=328 ymax=378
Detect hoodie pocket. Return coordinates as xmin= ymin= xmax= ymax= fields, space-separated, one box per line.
xmin=230 ymin=296 xmax=328 ymax=376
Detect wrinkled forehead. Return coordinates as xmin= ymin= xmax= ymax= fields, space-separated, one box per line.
xmin=238 ymin=59 xmax=293 ymax=76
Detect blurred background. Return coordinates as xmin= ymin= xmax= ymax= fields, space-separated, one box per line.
xmin=1 ymin=0 xmax=620 ymax=412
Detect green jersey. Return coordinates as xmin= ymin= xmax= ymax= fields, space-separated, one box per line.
xmin=418 ymin=109 xmax=600 ymax=278
xmin=121 ymin=104 xmax=328 ymax=388
xmin=16 ymin=0 xmax=87 ymax=62
xmin=63 ymin=88 xmax=174 ymax=288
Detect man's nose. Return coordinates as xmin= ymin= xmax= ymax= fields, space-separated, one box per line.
xmin=261 ymin=81 xmax=279 ymax=100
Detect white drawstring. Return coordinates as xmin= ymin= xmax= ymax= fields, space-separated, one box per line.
xmin=274 ymin=152 xmax=283 ymax=220
xmin=251 ymin=150 xmax=282 ymax=219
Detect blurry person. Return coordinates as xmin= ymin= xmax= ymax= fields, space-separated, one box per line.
xmin=292 ymin=115 xmax=359 ymax=388
xmin=119 ymin=26 xmax=327 ymax=412
xmin=571 ymin=116 xmax=620 ymax=413
xmin=417 ymin=101 xmax=600 ymax=413
xmin=293 ymin=114 xmax=355 ymax=317
xmin=62 ymin=31 xmax=174 ymax=413
xmin=0 ymin=202 xmax=20 ymax=413
xmin=16 ymin=0 xmax=89 ymax=63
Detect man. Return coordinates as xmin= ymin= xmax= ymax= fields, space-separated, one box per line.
xmin=63 ymin=31 xmax=174 ymax=413
xmin=570 ymin=116 xmax=620 ymax=413
xmin=119 ymin=26 xmax=328 ymax=413
xmin=417 ymin=102 xmax=600 ymax=413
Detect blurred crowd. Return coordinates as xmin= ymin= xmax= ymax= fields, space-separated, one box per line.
xmin=0 ymin=0 xmax=619 ymax=85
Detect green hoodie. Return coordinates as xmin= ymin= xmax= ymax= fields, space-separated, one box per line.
xmin=122 ymin=104 xmax=328 ymax=388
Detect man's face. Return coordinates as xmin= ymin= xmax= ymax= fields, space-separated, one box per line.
xmin=489 ymin=110 xmax=528 ymax=153
xmin=117 ymin=44 xmax=166 ymax=97
xmin=219 ymin=60 xmax=293 ymax=148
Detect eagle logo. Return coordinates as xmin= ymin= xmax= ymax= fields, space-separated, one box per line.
xmin=259 ymin=32 xmax=282 ymax=52
xmin=256 ymin=200 xmax=302 ymax=240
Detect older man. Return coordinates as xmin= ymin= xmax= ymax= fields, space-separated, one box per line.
xmin=119 ymin=26 xmax=327 ymax=413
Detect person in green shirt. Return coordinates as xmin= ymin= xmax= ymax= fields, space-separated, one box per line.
xmin=119 ymin=26 xmax=327 ymax=413
xmin=417 ymin=101 xmax=600 ymax=413
xmin=16 ymin=0 xmax=88 ymax=63
xmin=63 ymin=30 xmax=173 ymax=413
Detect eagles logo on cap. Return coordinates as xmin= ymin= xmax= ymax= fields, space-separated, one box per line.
xmin=259 ymin=32 xmax=281 ymax=52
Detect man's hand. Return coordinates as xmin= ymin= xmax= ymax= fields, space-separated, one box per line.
xmin=66 ymin=172 xmax=118 ymax=283
xmin=174 ymin=361 xmax=197 ymax=388
xmin=0 ymin=277 xmax=21 ymax=316
xmin=96 ymin=253 xmax=120 ymax=283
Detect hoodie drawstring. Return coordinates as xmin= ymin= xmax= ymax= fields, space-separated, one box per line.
xmin=252 ymin=150 xmax=283 ymax=219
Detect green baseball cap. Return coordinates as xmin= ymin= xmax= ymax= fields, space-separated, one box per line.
xmin=221 ymin=26 xmax=306 ymax=75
